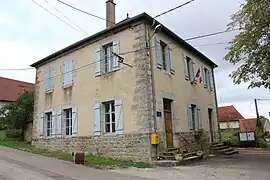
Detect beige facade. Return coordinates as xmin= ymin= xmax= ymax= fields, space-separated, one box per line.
xmin=219 ymin=121 xmax=240 ymax=130
xmin=31 ymin=13 xmax=218 ymax=160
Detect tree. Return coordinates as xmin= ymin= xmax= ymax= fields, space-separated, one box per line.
xmin=0 ymin=91 xmax=34 ymax=140
xmin=225 ymin=0 xmax=270 ymax=88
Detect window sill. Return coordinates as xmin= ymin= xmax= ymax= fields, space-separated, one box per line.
xmin=62 ymin=83 xmax=73 ymax=89
xmin=104 ymin=132 xmax=116 ymax=136
xmin=45 ymin=89 xmax=54 ymax=94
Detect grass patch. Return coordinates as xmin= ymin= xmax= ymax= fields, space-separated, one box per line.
xmin=0 ymin=137 xmax=153 ymax=169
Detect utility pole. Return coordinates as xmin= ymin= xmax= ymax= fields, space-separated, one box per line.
xmin=254 ymin=98 xmax=262 ymax=129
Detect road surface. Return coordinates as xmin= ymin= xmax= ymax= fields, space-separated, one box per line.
xmin=0 ymin=146 xmax=151 ymax=180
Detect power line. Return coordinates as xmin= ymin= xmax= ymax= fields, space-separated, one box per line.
xmin=31 ymin=0 xmax=86 ymax=36
xmin=154 ymin=0 xmax=195 ymax=18
xmin=43 ymin=0 xmax=89 ymax=35
xmin=184 ymin=29 xmax=238 ymax=41
xmin=0 ymin=68 xmax=35 ymax=71
xmin=193 ymin=41 xmax=228 ymax=47
xmin=56 ymin=0 xmax=113 ymax=24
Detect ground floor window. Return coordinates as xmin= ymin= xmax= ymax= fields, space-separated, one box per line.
xmin=103 ymin=101 xmax=115 ymax=133
xmin=64 ymin=108 xmax=72 ymax=135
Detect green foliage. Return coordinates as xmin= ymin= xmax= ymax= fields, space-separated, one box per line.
xmin=225 ymin=0 xmax=270 ymax=88
xmin=0 ymin=90 xmax=34 ymax=140
xmin=223 ymin=134 xmax=240 ymax=147
xmin=5 ymin=129 xmax=21 ymax=139
xmin=0 ymin=139 xmax=153 ymax=169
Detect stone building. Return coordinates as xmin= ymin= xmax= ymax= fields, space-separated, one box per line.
xmin=30 ymin=0 xmax=219 ymax=161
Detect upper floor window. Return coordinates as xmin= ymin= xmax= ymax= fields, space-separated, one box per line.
xmin=44 ymin=67 xmax=54 ymax=92
xmin=63 ymin=60 xmax=74 ymax=87
xmin=203 ymin=67 xmax=213 ymax=91
xmin=94 ymin=41 xmax=120 ymax=76
xmin=155 ymin=38 xmax=175 ymax=75
xmin=183 ymin=55 xmax=194 ymax=82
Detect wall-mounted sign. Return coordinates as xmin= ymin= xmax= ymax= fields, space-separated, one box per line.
xmin=157 ymin=111 xmax=162 ymax=117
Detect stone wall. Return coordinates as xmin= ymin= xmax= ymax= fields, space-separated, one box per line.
xmin=32 ymin=133 xmax=151 ymax=161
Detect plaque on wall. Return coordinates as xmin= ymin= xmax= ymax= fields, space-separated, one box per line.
xmin=157 ymin=111 xmax=162 ymax=117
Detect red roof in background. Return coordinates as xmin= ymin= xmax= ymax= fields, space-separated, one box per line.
xmin=218 ymin=105 xmax=245 ymax=122
xmin=240 ymin=118 xmax=257 ymax=132
xmin=0 ymin=77 xmax=35 ymax=102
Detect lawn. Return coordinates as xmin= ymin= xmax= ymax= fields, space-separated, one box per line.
xmin=0 ymin=131 xmax=152 ymax=169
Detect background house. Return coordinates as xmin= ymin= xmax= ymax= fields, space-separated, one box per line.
xmin=0 ymin=77 xmax=35 ymax=141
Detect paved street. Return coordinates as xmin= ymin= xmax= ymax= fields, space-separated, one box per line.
xmin=0 ymin=146 xmax=151 ymax=180
xmin=1 ymin=146 xmax=270 ymax=180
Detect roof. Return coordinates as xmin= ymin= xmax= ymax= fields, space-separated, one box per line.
xmin=218 ymin=105 xmax=245 ymax=122
xmin=0 ymin=77 xmax=35 ymax=102
xmin=240 ymin=118 xmax=257 ymax=132
xmin=30 ymin=13 xmax=217 ymax=68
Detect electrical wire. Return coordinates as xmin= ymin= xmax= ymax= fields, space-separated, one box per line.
xmin=56 ymin=0 xmax=113 ymax=24
xmin=42 ymin=0 xmax=89 ymax=35
xmin=31 ymin=0 xmax=86 ymax=36
xmin=154 ymin=0 xmax=195 ymax=18
xmin=0 ymin=68 xmax=35 ymax=71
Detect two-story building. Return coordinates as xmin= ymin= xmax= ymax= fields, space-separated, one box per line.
xmin=30 ymin=0 xmax=219 ymax=161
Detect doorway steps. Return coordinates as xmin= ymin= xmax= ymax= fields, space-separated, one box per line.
xmin=155 ymin=148 xmax=204 ymax=166
xmin=210 ymin=142 xmax=239 ymax=155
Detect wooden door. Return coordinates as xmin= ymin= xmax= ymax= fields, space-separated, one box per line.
xmin=164 ymin=99 xmax=173 ymax=147
xmin=208 ymin=108 xmax=214 ymax=142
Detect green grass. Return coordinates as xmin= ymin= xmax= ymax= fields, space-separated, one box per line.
xmin=0 ymin=131 xmax=5 ymax=139
xmin=0 ymin=134 xmax=152 ymax=169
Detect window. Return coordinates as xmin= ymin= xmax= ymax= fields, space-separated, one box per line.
xmin=203 ymin=68 xmax=209 ymax=87
xmin=103 ymin=43 xmax=113 ymax=73
xmin=45 ymin=112 xmax=52 ymax=137
xmin=45 ymin=67 xmax=54 ymax=92
xmin=103 ymin=101 xmax=116 ymax=133
xmin=64 ymin=108 xmax=72 ymax=136
xmin=160 ymin=41 xmax=168 ymax=71
xmin=186 ymin=56 xmax=194 ymax=81
xmin=191 ymin=104 xmax=196 ymax=130
xmin=63 ymin=60 xmax=73 ymax=87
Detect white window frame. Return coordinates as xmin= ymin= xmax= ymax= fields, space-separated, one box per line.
xmin=102 ymin=43 xmax=114 ymax=74
xmin=45 ymin=112 xmax=52 ymax=137
xmin=64 ymin=108 xmax=72 ymax=136
xmin=103 ymin=101 xmax=116 ymax=134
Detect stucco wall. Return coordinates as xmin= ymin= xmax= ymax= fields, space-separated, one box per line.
xmin=149 ymin=27 xmax=218 ymax=148
xmin=219 ymin=121 xmax=240 ymax=129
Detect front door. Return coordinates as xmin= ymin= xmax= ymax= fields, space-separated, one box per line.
xmin=163 ymin=99 xmax=173 ymax=147
xmin=208 ymin=108 xmax=214 ymax=142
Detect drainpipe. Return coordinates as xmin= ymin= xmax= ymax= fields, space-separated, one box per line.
xmin=212 ymin=67 xmax=221 ymax=142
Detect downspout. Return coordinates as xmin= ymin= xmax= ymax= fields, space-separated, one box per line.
xmin=212 ymin=67 xmax=221 ymax=142
xmin=144 ymin=23 xmax=158 ymax=159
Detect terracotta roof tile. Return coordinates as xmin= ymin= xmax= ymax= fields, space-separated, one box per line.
xmin=218 ymin=105 xmax=244 ymax=122
xmin=240 ymin=118 xmax=257 ymax=132
xmin=0 ymin=77 xmax=35 ymax=102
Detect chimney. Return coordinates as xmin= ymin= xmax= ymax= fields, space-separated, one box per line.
xmin=106 ymin=0 xmax=116 ymax=28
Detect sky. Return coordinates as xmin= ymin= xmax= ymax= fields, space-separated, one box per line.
xmin=0 ymin=0 xmax=269 ymax=118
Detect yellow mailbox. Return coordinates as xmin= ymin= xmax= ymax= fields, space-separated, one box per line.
xmin=151 ymin=133 xmax=160 ymax=145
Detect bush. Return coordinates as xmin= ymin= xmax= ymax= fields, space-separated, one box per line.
xmin=5 ymin=129 xmax=21 ymax=139
xmin=223 ymin=135 xmax=240 ymax=147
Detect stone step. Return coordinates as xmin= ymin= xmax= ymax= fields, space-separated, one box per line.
xmin=223 ymin=149 xmax=239 ymax=155
xmin=183 ymin=152 xmax=197 ymax=158
xmin=217 ymin=147 xmax=234 ymax=153
xmin=153 ymin=160 xmax=180 ymax=167
xmin=159 ymin=155 xmax=175 ymax=160
xmin=179 ymin=155 xmax=204 ymax=165
xmin=162 ymin=152 xmax=176 ymax=156
xmin=212 ymin=145 xmax=229 ymax=150
xmin=166 ymin=147 xmax=179 ymax=152
xmin=210 ymin=143 xmax=225 ymax=148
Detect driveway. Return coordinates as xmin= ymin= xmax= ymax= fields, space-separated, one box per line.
xmin=113 ymin=151 xmax=270 ymax=180
xmin=0 ymin=146 xmax=151 ymax=180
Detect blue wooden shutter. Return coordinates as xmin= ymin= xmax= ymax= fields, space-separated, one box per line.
xmin=40 ymin=113 xmax=44 ymax=136
xmin=52 ymin=111 xmax=56 ymax=136
xmin=155 ymin=37 xmax=162 ymax=69
xmin=95 ymin=48 xmax=101 ymax=76
xmin=44 ymin=71 xmax=49 ymax=91
xmin=72 ymin=107 xmax=77 ymax=135
xmin=187 ymin=104 xmax=193 ymax=130
xmin=202 ymin=66 xmax=207 ymax=88
xmin=48 ymin=67 xmax=53 ymax=90
xmin=94 ymin=103 xmax=101 ymax=136
xmin=209 ymin=71 xmax=213 ymax=91
xmin=183 ymin=53 xmax=189 ymax=80
xmin=189 ymin=60 xmax=195 ymax=82
xmin=197 ymin=107 xmax=202 ymax=130
xmin=57 ymin=110 xmax=62 ymax=136
xmin=169 ymin=47 xmax=175 ymax=75
xmin=63 ymin=61 xmax=69 ymax=86
xmin=113 ymin=41 xmax=120 ymax=70
xmin=115 ymin=99 xmax=124 ymax=135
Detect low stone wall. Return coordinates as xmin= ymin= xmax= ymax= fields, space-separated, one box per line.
xmin=32 ymin=133 xmax=151 ymax=161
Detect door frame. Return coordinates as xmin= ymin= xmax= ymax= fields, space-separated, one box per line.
xmin=208 ymin=108 xmax=214 ymax=142
xmin=163 ymin=98 xmax=173 ymax=148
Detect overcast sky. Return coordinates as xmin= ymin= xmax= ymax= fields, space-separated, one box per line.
xmin=0 ymin=0 xmax=269 ymax=118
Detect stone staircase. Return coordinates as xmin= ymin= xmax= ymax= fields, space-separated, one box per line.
xmin=210 ymin=142 xmax=239 ymax=155
xmin=155 ymin=147 xmax=204 ymax=166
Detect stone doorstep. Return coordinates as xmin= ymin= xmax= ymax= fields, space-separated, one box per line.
xmin=211 ymin=145 xmax=229 ymax=150
xmin=210 ymin=143 xmax=225 ymax=148
xmin=217 ymin=147 xmax=234 ymax=153
xmin=223 ymin=149 xmax=239 ymax=155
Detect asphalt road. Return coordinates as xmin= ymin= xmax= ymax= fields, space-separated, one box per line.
xmin=0 ymin=146 xmax=151 ymax=180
